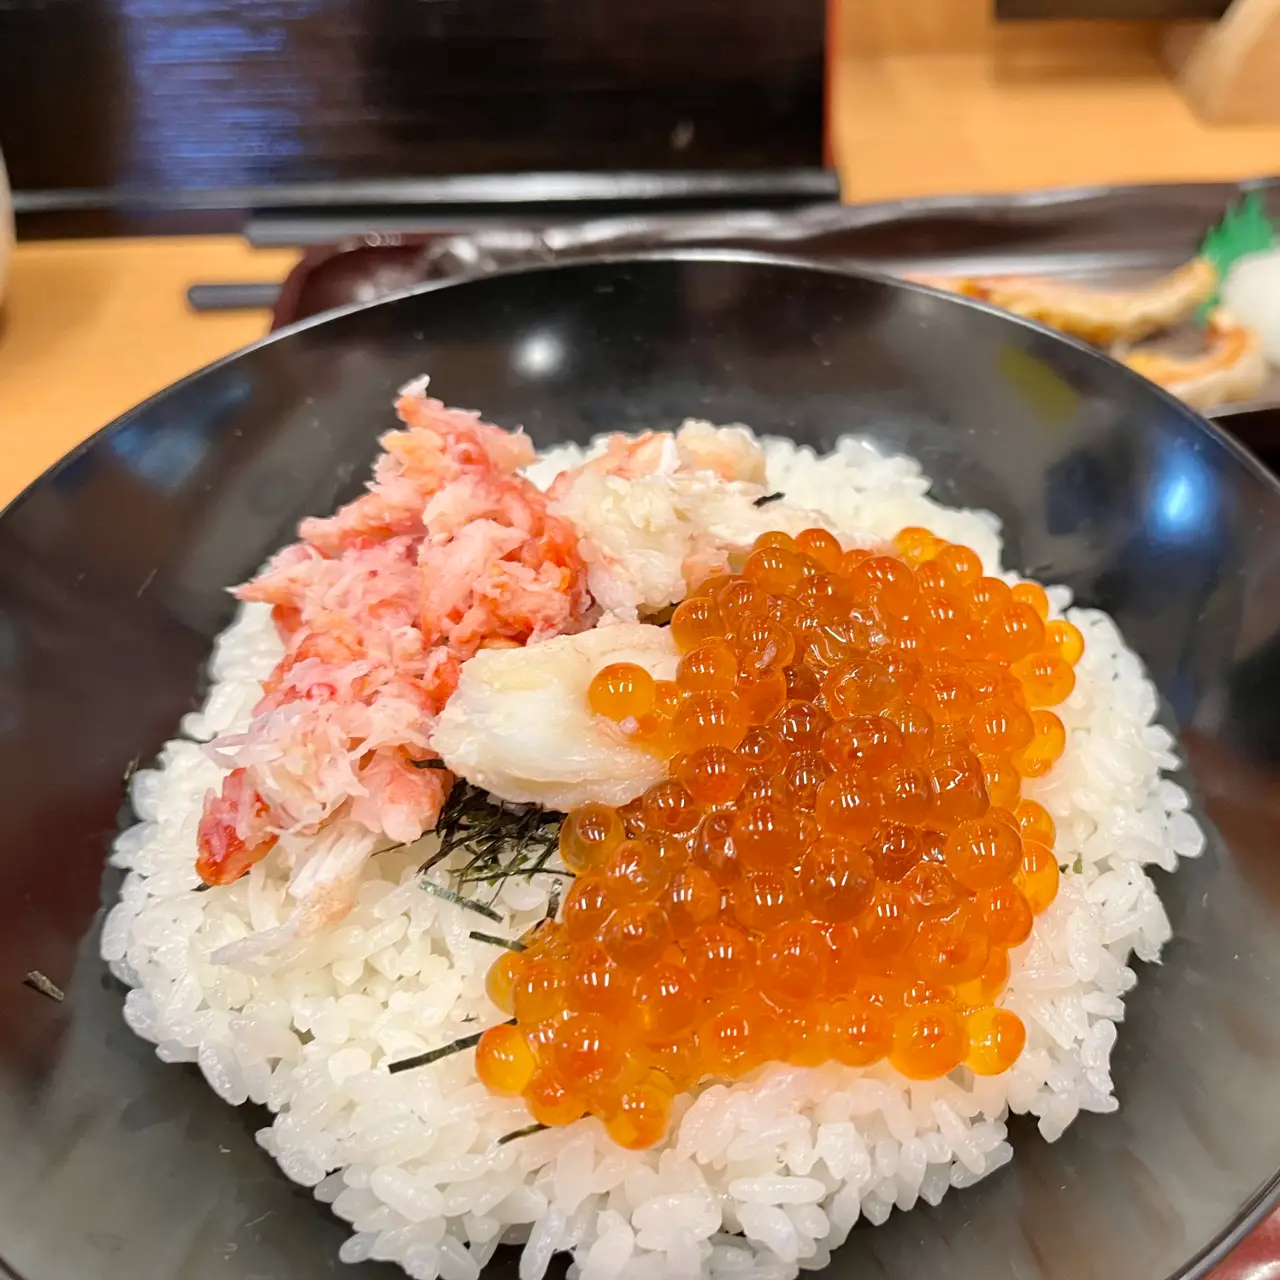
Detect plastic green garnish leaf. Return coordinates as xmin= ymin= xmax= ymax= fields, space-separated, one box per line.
xmin=1198 ymin=192 xmax=1277 ymax=321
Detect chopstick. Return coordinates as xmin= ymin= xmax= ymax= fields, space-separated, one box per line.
xmin=187 ymin=282 xmax=282 ymax=313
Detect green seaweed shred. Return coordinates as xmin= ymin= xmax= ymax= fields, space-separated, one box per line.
xmin=417 ymin=877 xmax=504 ymax=922
xmin=411 ymin=780 xmax=567 ymax=928
xmin=387 ymin=1018 xmax=516 ymax=1074
xmin=1198 ymin=192 xmax=1278 ymax=321
xmin=468 ymin=930 xmax=526 ymax=952
xmin=23 ymin=971 xmax=65 ymax=1002
xmin=423 ymin=781 xmax=565 ymax=891
xmin=497 ymin=1122 xmax=550 ymax=1145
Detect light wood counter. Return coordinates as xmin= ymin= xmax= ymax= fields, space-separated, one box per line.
xmin=835 ymin=52 xmax=1280 ymax=203
xmin=4 ymin=11 xmax=1280 ymax=506
xmin=831 ymin=6 xmax=1280 ymax=199
xmin=0 ymin=238 xmax=299 ymax=506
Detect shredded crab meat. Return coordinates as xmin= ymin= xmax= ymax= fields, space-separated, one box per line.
xmin=195 ymin=407 xmax=879 ymax=961
xmin=196 ymin=384 xmax=592 ymax=921
xmin=551 ymin=419 xmax=768 ymax=489
xmin=545 ymin=421 xmax=869 ymax=621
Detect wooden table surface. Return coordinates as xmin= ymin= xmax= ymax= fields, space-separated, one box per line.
xmin=4 ymin=37 xmax=1280 ymax=506
xmin=0 ymin=238 xmax=300 ymax=506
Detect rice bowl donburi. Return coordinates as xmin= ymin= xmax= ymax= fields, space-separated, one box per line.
xmin=104 ymin=378 xmax=1204 ymax=1280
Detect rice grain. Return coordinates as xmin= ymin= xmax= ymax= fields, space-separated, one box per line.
xmin=105 ymin=430 xmax=1204 ymax=1280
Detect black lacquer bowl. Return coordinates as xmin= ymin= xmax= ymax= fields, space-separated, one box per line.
xmin=3 ymin=254 xmax=1280 ymax=1280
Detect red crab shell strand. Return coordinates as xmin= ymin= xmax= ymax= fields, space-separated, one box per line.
xmin=193 ymin=390 xmax=593 ymax=887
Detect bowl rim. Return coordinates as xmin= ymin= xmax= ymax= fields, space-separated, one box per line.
xmin=3 ymin=247 xmax=1279 ymax=1280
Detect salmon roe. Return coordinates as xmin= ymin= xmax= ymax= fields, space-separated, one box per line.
xmin=477 ymin=528 xmax=1082 ymax=1147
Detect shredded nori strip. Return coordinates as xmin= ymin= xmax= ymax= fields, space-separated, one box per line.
xmin=406 ymin=775 xmax=568 ymax=925
xmin=418 ymin=878 xmax=505 ymax=922
xmin=468 ymin=930 xmax=526 ymax=952
xmin=497 ymin=1122 xmax=550 ymax=1146
xmin=544 ymin=879 xmax=564 ymax=924
xmin=753 ymin=492 xmax=784 ymax=507
xmin=23 ymin=971 xmax=64 ymax=1002
xmin=387 ymin=1019 xmax=516 ymax=1074
xmin=422 ymin=781 xmax=565 ymax=895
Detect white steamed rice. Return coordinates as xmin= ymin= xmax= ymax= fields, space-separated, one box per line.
xmin=103 ymin=432 xmax=1205 ymax=1280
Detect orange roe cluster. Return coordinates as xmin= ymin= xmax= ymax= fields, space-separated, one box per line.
xmin=475 ymin=527 xmax=1084 ymax=1148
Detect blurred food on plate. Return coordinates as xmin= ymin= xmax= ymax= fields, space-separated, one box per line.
xmin=912 ymin=196 xmax=1280 ymax=411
